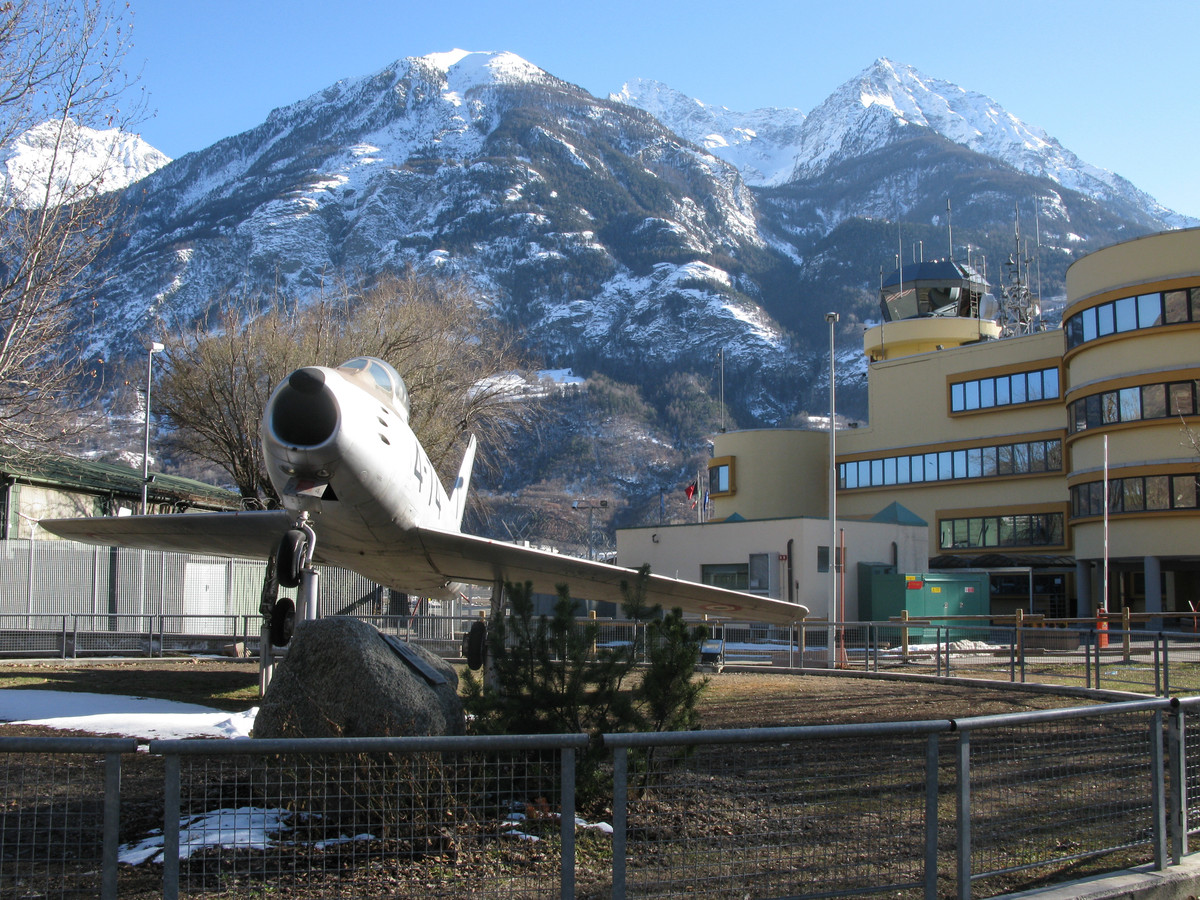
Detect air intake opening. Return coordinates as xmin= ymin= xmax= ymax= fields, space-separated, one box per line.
xmin=272 ymin=373 xmax=338 ymax=446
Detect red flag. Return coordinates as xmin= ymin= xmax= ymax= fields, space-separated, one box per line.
xmin=685 ymin=481 xmax=697 ymax=507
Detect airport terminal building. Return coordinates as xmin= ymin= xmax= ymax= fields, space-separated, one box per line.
xmin=620 ymin=228 xmax=1200 ymax=621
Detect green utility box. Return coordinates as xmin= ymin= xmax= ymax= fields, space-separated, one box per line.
xmin=858 ymin=565 xmax=989 ymax=639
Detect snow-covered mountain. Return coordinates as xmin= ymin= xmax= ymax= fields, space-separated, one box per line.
xmin=78 ymin=50 xmax=1190 ymax=432
xmin=1 ymin=118 xmax=169 ymax=207
xmin=788 ymin=59 xmax=1191 ymax=228
xmin=610 ymin=79 xmax=805 ymax=186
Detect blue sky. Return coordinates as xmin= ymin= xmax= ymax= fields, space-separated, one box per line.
xmin=130 ymin=0 xmax=1200 ymax=218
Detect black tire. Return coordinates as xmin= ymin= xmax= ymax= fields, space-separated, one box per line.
xmin=269 ymin=597 xmax=296 ymax=647
xmin=465 ymin=620 xmax=487 ymax=670
xmin=277 ymin=529 xmax=307 ymax=589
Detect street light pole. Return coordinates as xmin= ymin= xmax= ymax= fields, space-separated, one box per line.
xmin=141 ymin=341 xmax=164 ymax=515
xmin=825 ymin=312 xmax=839 ymax=664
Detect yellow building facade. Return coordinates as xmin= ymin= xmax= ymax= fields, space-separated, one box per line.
xmin=704 ymin=228 xmax=1200 ymax=619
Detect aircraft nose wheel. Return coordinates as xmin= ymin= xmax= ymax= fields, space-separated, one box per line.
xmin=276 ymin=528 xmax=309 ymax=589
xmin=269 ymin=597 xmax=296 ymax=647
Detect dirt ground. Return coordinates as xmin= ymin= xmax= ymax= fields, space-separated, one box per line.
xmin=0 ymin=657 xmax=1092 ymax=735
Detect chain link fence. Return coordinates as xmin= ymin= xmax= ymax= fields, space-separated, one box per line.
xmin=3 ymin=700 xmax=1199 ymax=899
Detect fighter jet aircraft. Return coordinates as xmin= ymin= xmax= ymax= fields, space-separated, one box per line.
xmin=41 ymin=357 xmax=809 ymax=653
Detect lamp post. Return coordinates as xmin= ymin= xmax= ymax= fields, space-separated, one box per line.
xmin=825 ymin=312 xmax=839 ymax=664
xmin=572 ymin=499 xmax=609 ymax=560
xmin=141 ymin=341 xmax=164 ymax=515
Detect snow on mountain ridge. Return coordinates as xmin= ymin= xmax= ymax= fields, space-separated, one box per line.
xmin=1 ymin=118 xmax=169 ymax=207
xmin=611 ymin=79 xmax=805 ymax=186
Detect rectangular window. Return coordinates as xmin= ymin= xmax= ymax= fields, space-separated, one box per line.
xmin=1027 ymin=370 xmax=1044 ymax=402
xmin=1168 ymin=382 xmax=1195 ymax=417
xmin=980 ymin=378 xmax=996 ymax=408
xmin=952 ymin=449 xmax=967 ymax=479
xmin=1138 ymin=293 xmax=1162 ymax=328
xmin=950 ymin=382 xmax=965 ymax=412
xmin=967 ymin=447 xmax=983 ymax=479
xmin=896 ymin=455 xmax=910 ymax=484
xmin=1066 ymin=315 xmax=1083 ymax=348
xmin=982 ymin=446 xmax=998 ymax=477
xmin=1029 ymin=442 xmax=1047 ymax=473
xmin=1165 ymin=290 xmax=1189 ymax=324
xmin=996 ymin=377 xmax=1011 ymax=406
xmin=1102 ymin=391 xmax=1120 ymax=424
xmin=1072 ymin=400 xmax=1087 ymax=433
xmin=1011 ymin=374 xmax=1027 ymax=404
xmin=997 ymin=445 xmax=1013 ymax=475
xmin=1115 ymin=296 xmax=1138 ymax=332
xmin=1082 ymin=306 xmax=1098 ymax=342
xmin=841 ymin=463 xmax=854 ymax=489
xmin=1146 ymin=475 xmax=1171 ymax=510
xmin=938 ymin=522 xmax=954 ymax=551
xmin=1097 ymin=302 xmax=1115 ymax=336
xmin=1043 ymin=368 xmax=1060 ymax=399
xmin=883 ymin=456 xmax=897 ymax=485
xmin=1046 ymin=440 xmax=1063 ymax=471
xmin=709 ymin=460 xmax=733 ymax=494
xmin=702 ymin=563 xmax=749 ymax=591
xmin=1012 ymin=443 xmax=1030 ymax=474
xmin=1174 ymin=475 xmax=1198 ymax=509
xmin=858 ymin=460 xmax=871 ymax=487
xmin=1123 ymin=478 xmax=1145 ymax=512
xmin=1192 ymin=288 xmax=1200 ymax=322
xmin=817 ymin=546 xmax=830 ymax=573
xmin=924 ymin=454 xmax=939 ymax=482
xmin=748 ymin=553 xmax=771 ymax=593
xmin=937 ymin=451 xmax=953 ymax=481
xmin=910 ymin=455 xmax=925 ymax=483
xmin=1143 ymin=383 xmax=1168 ymax=419
xmin=964 ymin=380 xmax=980 ymax=410
xmin=1085 ymin=394 xmax=1102 ymax=428
xmin=871 ymin=458 xmax=884 ymax=485
xmin=1119 ymin=387 xmax=1141 ymax=422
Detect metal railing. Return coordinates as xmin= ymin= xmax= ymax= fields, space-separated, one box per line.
xmin=3 ymin=698 xmax=1199 ymax=899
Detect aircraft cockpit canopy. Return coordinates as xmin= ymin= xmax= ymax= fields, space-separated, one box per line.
xmin=338 ymin=357 xmax=411 ymax=419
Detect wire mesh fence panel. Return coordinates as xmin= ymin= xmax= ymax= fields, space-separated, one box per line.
xmin=963 ymin=711 xmax=1158 ymax=893
xmin=1093 ymin=634 xmax=1162 ymax=695
xmin=0 ymin=738 xmax=135 ymax=900
xmin=150 ymin=743 xmax=595 ymax=900
xmin=1163 ymin=634 xmax=1200 ymax=696
xmin=619 ymin=729 xmax=937 ymax=899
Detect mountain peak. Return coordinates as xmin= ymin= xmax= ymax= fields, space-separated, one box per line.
xmin=415 ymin=49 xmax=555 ymax=92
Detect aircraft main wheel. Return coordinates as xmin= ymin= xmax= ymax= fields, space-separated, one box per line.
xmin=277 ymin=529 xmax=308 ymax=588
xmin=465 ymin=620 xmax=487 ymax=670
xmin=270 ymin=597 xmax=296 ymax=647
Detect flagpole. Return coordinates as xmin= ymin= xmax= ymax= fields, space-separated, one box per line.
xmin=826 ymin=311 xmax=839 ymax=668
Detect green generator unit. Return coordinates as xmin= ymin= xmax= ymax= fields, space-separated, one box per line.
xmin=858 ymin=565 xmax=989 ymax=641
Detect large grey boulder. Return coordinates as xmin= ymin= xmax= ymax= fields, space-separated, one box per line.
xmin=253 ymin=617 xmax=465 ymax=739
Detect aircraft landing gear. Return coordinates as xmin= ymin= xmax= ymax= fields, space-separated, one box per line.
xmin=259 ymin=515 xmax=320 ymax=695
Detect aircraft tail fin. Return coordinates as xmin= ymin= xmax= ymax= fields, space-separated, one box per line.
xmin=448 ymin=434 xmax=477 ymax=529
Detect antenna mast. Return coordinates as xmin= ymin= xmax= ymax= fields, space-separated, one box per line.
xmin=947 ymin=198 xmax=953 ymax=262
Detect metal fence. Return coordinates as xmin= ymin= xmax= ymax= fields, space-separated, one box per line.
xmin=2 ymin=698 xmax=1197 ymax=899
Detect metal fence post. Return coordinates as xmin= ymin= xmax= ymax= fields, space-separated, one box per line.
xmin=1161 ymin=636 xmax=1169 ymax=697
xmin=560 ymin=746 xmax=576 ymax=900
xmin=102 ymin=752 xmax=122 ymax=900
xmin=612 ymin=746 xmax=628 ymax=900
xmin=956 ymin=730 xmax=972 ymax=900
xmin=924 ymin=733 xmax=940 ymax=900
xmin=1151 ymin=709 xmax=1167 ymax=869
xmin=1168 ymin=701 xmax=1187 ymax=864
xmin=163 ymin=753 xmax=181 ymax=900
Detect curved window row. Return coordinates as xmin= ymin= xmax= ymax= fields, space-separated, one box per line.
xmin=938 ymin=512 xmax=1065 ymax=551
xmin=1071 ymin=474 xmax=1199 ymax=518
xmin=950 ymin=366 xmax=1060 ymax=413
xmin=840 ymin=438 xmax=1063 ymax=490
xmin=1065 ymin=286 xmax=1200 ymax=350
xmin=1068 ymin=380 xmax=1198 ymax=434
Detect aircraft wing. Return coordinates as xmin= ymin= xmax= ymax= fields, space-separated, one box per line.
xmin=38 ymin=511 xmax=294 ymax=559
xmin=413 ymin=528 xmax=809 ymax=625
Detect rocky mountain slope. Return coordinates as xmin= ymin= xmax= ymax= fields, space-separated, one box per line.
xmin=32 ymin=50 xmax=1193 ymax=534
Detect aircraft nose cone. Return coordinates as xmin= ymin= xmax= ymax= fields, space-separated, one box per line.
xmin=289 ymin=367 xmax=325 ymax=394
